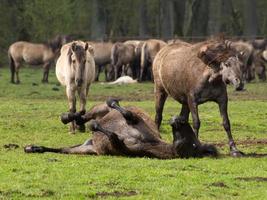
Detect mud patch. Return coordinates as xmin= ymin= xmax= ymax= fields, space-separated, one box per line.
xmin=210 ymin=182 xmax=228 ymax=188
xmin=32 ymin=82 xmax=39 ymax=86
xmin=95 ymin=190 xmax=137 ymax=198
xmin=3 ymin=143 xmax=19 ymax=150
xmin=235 ymin=177 xmax=267 ymax=182
xmin=215 ymin=139 xmax=267 ymax=147
xmin=52 ymin=87 xmax=59 ymax=91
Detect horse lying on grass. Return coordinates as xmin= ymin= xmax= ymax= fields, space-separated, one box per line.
xmin=25 ymin=99 xmax=218 ymax=159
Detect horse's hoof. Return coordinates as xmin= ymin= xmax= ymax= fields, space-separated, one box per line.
xmin=24 ymin=145 xmax=44 ymax=153
xmin=42 ymin=80 xmax=48 ymax=84
xmin=230 ymin=150 xmax=244 ymax=157
xmin=77 ymin=124 xmax=86 ymax=132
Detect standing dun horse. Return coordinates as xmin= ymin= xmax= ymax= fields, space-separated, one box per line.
xmin=56 ymin=41 xmax=95 ymax=133
xmin=8 ymin=35 xmax=68 ymax=84
xmin=153 ymin=39 xmax=244 ymax=157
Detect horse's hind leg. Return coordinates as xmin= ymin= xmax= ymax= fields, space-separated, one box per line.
xmin=154 ymin=86 xmax=168 ymax=129
xmin=14 ymin=61 xmax=21 ymax=84
xmin=25 ymin=139 xmax=97 ymax=155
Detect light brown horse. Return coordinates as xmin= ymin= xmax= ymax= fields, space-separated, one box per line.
xmin=56 ymin=41 xmax=95 ymax=133
xmin=153 ymin=39 xmax=244 ymax=157
xmin=8 ymin=35 xmax=68 ymax=84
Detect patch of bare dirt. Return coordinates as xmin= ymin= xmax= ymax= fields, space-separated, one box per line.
xmin=235 ymin=177 xmax=267 ymax=182
xmin=214 ymin=139 xmax=267 ymax=147
xmin=3 ymin=143 xmax=19 ymax=149
xmin=95 ymin=190 xmax=138 ymax=198
xmin=210 ymin=182 xmax=229 ymax=188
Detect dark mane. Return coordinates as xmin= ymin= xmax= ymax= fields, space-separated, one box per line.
xmin=198 ymin=41 xmax=239 ymax=68
xmin=68 ymin=44 xmax=86 ymax=65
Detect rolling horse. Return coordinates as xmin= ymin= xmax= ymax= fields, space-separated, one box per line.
xmin=8 ymin=35 xmax=68 ymax=84
xmin=25 ymin=99 xmax=218 ymax=159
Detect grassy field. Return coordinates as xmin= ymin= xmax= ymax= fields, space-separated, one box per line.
xmin=0 ymin=67 xmax=267 ymax=199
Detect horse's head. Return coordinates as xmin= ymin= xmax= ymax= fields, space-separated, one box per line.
xmin=198 ymin=41 xmax=244 ymax=90
xmin=49 ymin=35 xmax=71 ymax=53
xmin=68 ymin=42 xmax=91 ymax=87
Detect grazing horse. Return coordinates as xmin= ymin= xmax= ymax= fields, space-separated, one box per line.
xmin=25 ymin=99 xmax=218 ymax=159
xmin=56 ymin=41 xmax=95 ymax=133
xmin=8 ymin=35 xmax=68 ymax=84
xmin=153 ymin=40 xmax=244 ymax=157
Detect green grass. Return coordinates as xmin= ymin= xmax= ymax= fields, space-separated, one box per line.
xmin=0 ymin=67 xmax=267 ymax=199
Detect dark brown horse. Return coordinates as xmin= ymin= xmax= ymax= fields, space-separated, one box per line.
xmin=25 ymin=99 xmax=218 ymax=159
xmin=153 ymin=39 xmax=244 ymax=157
xmin=8 ymin=35 xmax=68 ymax=84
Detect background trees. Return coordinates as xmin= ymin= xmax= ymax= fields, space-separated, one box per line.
xmin=0 ymin=0 xmax=266 ymax=66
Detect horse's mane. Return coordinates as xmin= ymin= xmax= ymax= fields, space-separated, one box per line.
xmin=67 ymin=44 xmax=86 ymax=65
xmin=196 ymin=39 xmax=239 ymax=69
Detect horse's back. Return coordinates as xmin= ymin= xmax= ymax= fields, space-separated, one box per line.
xmin=9 ymin=41 xmax=51 ymax=64
xmin=56 ymin=43 xmax=70 ymax=86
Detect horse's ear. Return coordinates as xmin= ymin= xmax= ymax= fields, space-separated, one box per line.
xmin=86 ymin=43 xmax=94 ymax=56
xmin=71 ymin=42 xmax=77 ymax=52
xmin=197 ymin=45 xmax=209 ymax=64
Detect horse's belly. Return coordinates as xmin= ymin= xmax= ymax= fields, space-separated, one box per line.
xmin=23 ymin=54 xmax=43 ymax=65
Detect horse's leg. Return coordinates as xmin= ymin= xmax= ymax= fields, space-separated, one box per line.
xmin=106 ymin=98 xmax=139 ymax=124
xmin=179 ymin=104 xmax=190 ymax=122
xmin=66 ymin=85 xmax=76 ymax=133
xmin=187 ymin=96 xmax=200 ymax=137
xmin=24 ymin=139 xmax=97 ymax=155
xmin=114 ymin=64 xmax=119 ymax=80
xmin=77 ymin=86 xmax=88 ymax=132
xmin=217 ymin=95 xmax=244 ymax=157
xmin=155 ymin=86 xmax=168 ymax=129
xmin=14 ymin=61 xmax=21 ymax=84
xmin=42 ymin=63 xmax=50 ymax=83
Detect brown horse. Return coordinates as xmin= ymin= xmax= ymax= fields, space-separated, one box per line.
xmin=25 ymin=99 xmax=218 ymax=159
xmin=153 ymin=39 xmax=244 ymax=157
xmin=8 ymin=35 xmax=68 ymax=84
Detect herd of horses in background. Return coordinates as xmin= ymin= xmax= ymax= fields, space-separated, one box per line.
xmin=6 ymin=34 xmax=267 ymax=158
xmin=7 ymin=35 xmax=267 ymax=85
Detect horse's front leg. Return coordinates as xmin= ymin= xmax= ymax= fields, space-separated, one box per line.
xmin=66 ymin=85 xmax=76 ymax=133
xmin=42 ymin=62 xmax=51 ymax=83
xmin=187 ymin=95 xmax=200 ymax=137
xmin=77 ymin=86 xmax=89 ymax=132
xmin=217 ymin=96 xmax=244 ymax=157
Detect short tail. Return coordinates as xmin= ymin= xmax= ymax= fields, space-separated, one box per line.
xmin=198 ymin=143 xmax=218 ymax=158
xmin=8 ymin=49 xmax=15 ymax=83
xmin=139 ymin=42 xmax=148 ymax=81
xmin=111 ymin=43 xmax=118 ymax=66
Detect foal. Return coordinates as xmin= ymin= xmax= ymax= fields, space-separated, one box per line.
xmin=25 ymin=99 xmax=218 ymax=159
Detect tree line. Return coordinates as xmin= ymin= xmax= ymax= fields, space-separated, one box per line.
xmin=0 ymin=0 xmax=266 ymax=66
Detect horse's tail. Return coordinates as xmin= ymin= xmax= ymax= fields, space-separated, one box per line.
xmin=140 ymin=42 xmax=148 ymax=80
xmin=198 ymin=143 xmax=218 ymax=158
xmin=8 ymin=48 xmax=15 ymax=83
xmin=111 ymin=43 xmax=118 ymax=66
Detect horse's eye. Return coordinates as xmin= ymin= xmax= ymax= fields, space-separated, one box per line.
xmin=72 ymin=60 xmax=76 ymax=63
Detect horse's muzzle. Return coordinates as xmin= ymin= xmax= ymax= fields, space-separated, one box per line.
xmin=76 ymin=79 xmax=83 ymax=87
